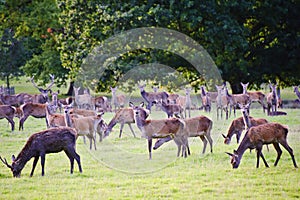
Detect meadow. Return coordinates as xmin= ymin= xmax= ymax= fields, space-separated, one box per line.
xmin=0 ymin=80 xmax=299 ymax=199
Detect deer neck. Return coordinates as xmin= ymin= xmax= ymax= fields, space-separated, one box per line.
xmin=235 ymin=134 xmax=253 ymax=157
xmin=241 ymin=111 xmax=251 ymax=130
xmin=64 ymin=112 xmax=73 ymax=128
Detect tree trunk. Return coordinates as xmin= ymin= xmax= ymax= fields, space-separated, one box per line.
xmin=230 ymin=82 xmax=242 ymax=94
xmin=66 ymin=81 xmax=74 ymax=96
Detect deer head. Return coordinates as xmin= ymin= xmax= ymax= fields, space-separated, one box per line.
xmin=0 ymin=155 xmax=22 ymax=177
xmin=30 ymin=74 xmax=55 ymax=97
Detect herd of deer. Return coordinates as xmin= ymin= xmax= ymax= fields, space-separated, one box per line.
xmin=0 ymin=77 xmax=299 ymax=177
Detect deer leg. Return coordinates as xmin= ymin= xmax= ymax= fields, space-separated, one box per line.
xmin=40 ymin=153 xmax=46 ymax=176
xmin=6 ymin=117 xmax=15 ymax=131
xmin=272 ymin=143 xmax=282 ymax=166
xmin=279 ymin=140 xmax=298 ymax=168
xmin=205 ymin=133 xmax=213 ymax=153
xmin=19 ymin=115 xmax=29 ymax=131
xmin=30 ymin=156 xmax=39 ymax=177
xmin=236 ymin=131 xmax=241 ymax=144
xmin=256 ymin=145 xmax=269 ymax=168
xmin=119 ymin=122 xmax=125 ymax=138
xmin=92 ymin=135 xmax=97 ymax=150
xmin=64 ymin=150 xmax=75 ymax=174
xmin=148 ymin=138 xmax=152 ymax=160
xmin=127 ymin=123 xmax=136 ymax=137
xmin=66 ymin=146 xmax=82 ymax=173
xmin=200 ymin=135 xmax=207 ymax=154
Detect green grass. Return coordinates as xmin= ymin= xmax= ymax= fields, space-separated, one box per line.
xmin=0 ymin=107 xmax=299 ymax=199
xmin=0 ymin=78 xmax=299 ymax=199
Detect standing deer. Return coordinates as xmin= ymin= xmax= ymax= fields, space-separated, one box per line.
xmin=215 ymin=84 xmax=229 ymax=120
xmin=129 ymin=102 xmax=188 ymax=159
xmin=0 ymin=105 xmax=16 ymax=131
xmin=73 ymin=87 xmax=93 ymax=110
xmin=110 ymin=87 xmax=126 ymax=112
xmin=176 ymin=88 xmax=192 ymax=118
xmin=266 ymin=83 xmax=278 ymax=115
xmin=138 ymin=84 xmax=169 ymax=112
xmin=30 ymin=74 xmax=55 ymax=104
xmin=241 ymin=82 xmax=266 ymax=113
xmin=293 ymin=86 xmax=300 ymax=100
xmin=0 ymin=127 xmax=82 ymax=177
xmin=199 ymin=86 xmax=211 ymax=113
xmin=155 ymin=101 xmax=183 ymax=118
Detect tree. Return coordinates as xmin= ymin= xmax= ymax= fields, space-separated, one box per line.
xmin=0 ymin=29 xmax=27 ymax=90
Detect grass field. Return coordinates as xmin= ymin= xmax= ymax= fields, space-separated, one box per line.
xmin=0 ymin=78 xmax=299 ymax=199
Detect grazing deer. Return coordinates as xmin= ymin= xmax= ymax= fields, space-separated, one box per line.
xmin=73 ymin=87 xmax=93 ymax=110
xmin=138 ymin=84 xmax=169 ymax=111
xmin=266 ymin=83 xmax=278 ymax=116
xmin=226 ymin=122 xmax=298 ymax=168
xmin=222 ymin=116 xmax=268 ymax=145
xmin=63 ymin=104 xmax=103 ymax=150
xmin=19 ymin=102 xmax=56 ymax=130
xmin=0 ymin=127 xmax=82 ymax=177
xmin=241 ymin=82 xmax=266 ymax=113
xmin=215 ymin=84 xmax=229 ymax=120
xmin=155 ymin=101 xmax=183 ymax=118
xmin=104 ymin=107 xmax=149 ymax=138
xmin=0 ymin=105 xmax=16 ymax=131
xmin=154 ymin=115 xmax=213 ymax=156
xmin=129 ymin=102 xmax=188 ymax=159
xmin=110 ymin=87 xmax=126 ymax=112
xmin=199 ymin=86 xmax=211 ymax=112
xmin=30 ymin=74 xmax=55 ymax=104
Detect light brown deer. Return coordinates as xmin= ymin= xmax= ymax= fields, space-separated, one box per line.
xmin=266 ymin=83 xmax=278 ymax=115
xmin=154 ymin=115 xmax=213 ymax=156
xmin=104 ymin=106 xmax=149 ymax=138
xmin=129 ymin=102 xmax=188 ymax=159
xmin=110 ymin=87 xmax=126 ymax=112
xmin=215 ymin=84 xmax=229 ymax=120
xmin=73 ymin=87 xmax=93 ymax=110
xmin=63 ymin=104 xmax=104 ymax=150
xmin=176 ymin=88 xmax=192 ymax=118
xmin=199 ymin=86 xmax=211 ymax=112
xmin=241 ymin=82 xmax=266 ymax=112
xmin=155 ymin=101 xmax=183 ymax=118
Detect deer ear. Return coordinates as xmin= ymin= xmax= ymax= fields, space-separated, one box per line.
xmin=129 ymin=102 xmax=134 ymax=107
xmin=12 ymin=155 xmax=16 ymax=162
xmin=233 ymin=150 xmax=238 ymax=154
xmin=222 ymin=134 xmax=227 ymax=138
xmin=139 ymin=102 xmax=144 ymax=107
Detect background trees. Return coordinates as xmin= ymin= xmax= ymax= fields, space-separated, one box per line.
xmin=0 ymin=0 xmax=299 ymax=94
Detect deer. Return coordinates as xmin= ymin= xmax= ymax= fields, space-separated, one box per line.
xmin=30 ymin=74 xmax=55 ymax=104
xmin=58 ymin=96 xmax=74 ymax=113
xmin=110 ymin=87 xmax=126 ymax=112
xmin=0 ymin=105 xmax=16 ymax=131
xmin=138 ymin=84 xmax=169 ymax=112
xmin=129 ymin=102 xmax=188 ymax=159
xmin=63 ymin=104 xmax=103 ymax=150
xmin=155 ymin=101 xmax=183 ymax=118
xmin=167 ymin=93 xmax=180 ymax=104
xmin=73 ymin=87 xmax=93 ymax=110
xmin=293 ymin=85 xmax=300 ymax=100
xmin=18 ymin=102 xmax=55 ymax=131
xmin=226 ymin=122 xmax=298 ymax=169
xmin=199 ymin=86 xmax=211 ymax=112
xmin=215 ymin=84 xmax=229 ymax=120
xmin=104 ymin=106 xmax=149 ymax=138
xmin=93 ymin=96 xmax=111 ymax=112
xmin=224 ymin=84 xmax=250 ymax=118
xmin=153 ymin=115 xmax=213 ymax=156
xmin=176 ymin=88 xmax=193 ymax=118
xmin=222 ymin=116 xmax=268 ymax=145
xmin=266 ymin=83 xmax=278 ymax=116
xmin=0 ymin=127 xmax=82 ymax=177
xmin=45 ymin=103 xmax=66 ymax=128
xmin=241 ymin=82 xmax=266 ymax=113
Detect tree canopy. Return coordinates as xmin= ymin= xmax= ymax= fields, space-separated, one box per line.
xmin=0 ymin=0 xmax=299 ymax=93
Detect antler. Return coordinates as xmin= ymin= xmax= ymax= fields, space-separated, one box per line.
xmin=45 ymin=74 xmax=55 ymax=90
xmin=30 ymin=76 xmax=40 ymax=90
xmin=0 ymin=156 xmax=12 ymax=169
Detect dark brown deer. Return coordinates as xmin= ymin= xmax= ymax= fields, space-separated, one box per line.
xmin=155 ymin=101 xmax=183 ymax=118
xmin=226 ymin=122 xmax=298 ymax=169
xmin=0 ymin=127 xmax=82 ymax=177
xmin=0 ymin=105 xmax=16 ymax=131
